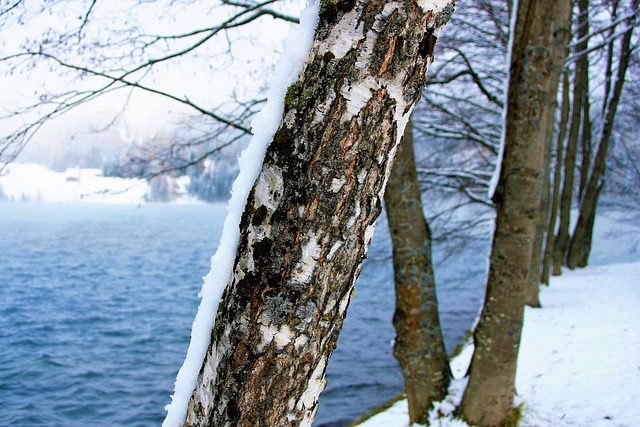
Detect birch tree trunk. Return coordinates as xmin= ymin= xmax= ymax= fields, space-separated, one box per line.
xmin=384 ymin=117 xmax=451 ymax=424
xmin=459 ymin=0 xmax=570 ymax=425
xmin=181 ymin=1 xmax=455 ymax=425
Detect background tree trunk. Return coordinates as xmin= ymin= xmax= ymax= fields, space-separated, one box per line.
xmin=181 ymin=1 xmax=455 ymax=426
xmin=566 ymin=8 xmax=636 ymax=269
xmin=542 ymin=69 xmax=571 ymax=285
xmin=384 ymin=117 xmax=451 ymax=424
xmin=459 ymin=0 xmax=570 ymax=425
xmin=576 ymin=0 xmax=593 ymax=199
xmin=552 ymin=2 xmax=591 ymax=275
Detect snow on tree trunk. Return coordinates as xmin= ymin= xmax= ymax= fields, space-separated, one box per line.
xmin=384 ymin=117 xmax=451 ymax=424
xmin=171 ymin=1 xmax=455 ymax=426
xmin=459 ymin=0 xmax=570 ymax=425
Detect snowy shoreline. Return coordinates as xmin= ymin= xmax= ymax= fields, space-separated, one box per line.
xmin=357 ymin=261 xmax=640 ymax=427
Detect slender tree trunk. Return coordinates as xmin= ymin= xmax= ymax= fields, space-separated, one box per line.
xmin=552 ymin=1 xmax=591 ymax=275
xmin=525 ymin=16 xmax=568 ymax=306
xmin=542 ymin=69 xmax=571 ymax=285
xmin=566 ymin=9 xmax=636 ymax=268
xmin=525 ymin=137 xmax=550 ymax=308
xmin=459 ymin=0 xmax=570 ymax=425
xmin=576 ymin=0 xmax=592 ymax=199
xmin=180 ymin=1 xmax=455 ymax=426
xmin=384 ymin=117 xmax=451 ymax=424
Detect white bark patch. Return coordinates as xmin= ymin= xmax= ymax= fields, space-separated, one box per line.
xmin=274 ymin=325 xmax=294 ymax=350
xmin=340 ymin=75 xmax=378 ymax=119
xmin=193 ymin=321 xmax=232 ymax=418
xmin=291 ymin=233 xmax=322 ymax=286
xmin=416 ymin=0 xmax=454 ymax=14
xmin=257 ymin=324 xmax=295 ymax=352
xmin=345 ymin=200 xmax=361 ymax=229
xmin=254 ymin=167 xmax=284 ymax=211
xmin=313 ymin=91 xmax=337 ymax=124
xmin=364 ymin=222 xmax=377 ymax=251
xmin=323 ymin=298 xmax=336 ymax=315
xmin=257 ymin=324 xmax=278 ymax=353
xmin=296 ymin=355 xmax=327 ymax=413
xmin=316 ymin=8 xmax=363 ymax=58
xmin=357 ymin=169 xmax=367 ymax=184
xmin=339 ymin=288 xmax=353 ymax=316
xmin=294 ymin=334 xmax=309 ymax=351
xmin=326 ymin=240 xmax=343 ymax=261
xmin=330 ymin=177 xmax=346 ymax=193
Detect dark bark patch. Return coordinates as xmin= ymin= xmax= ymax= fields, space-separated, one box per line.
xmin=419 ymin=29 xmax=437 ymax=60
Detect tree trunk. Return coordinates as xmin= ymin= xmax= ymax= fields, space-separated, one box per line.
xmin=576 ymin=0 xmax=592 ymax=199
xmin=525 ymin=21 xmax=568 ymax=306
xmin=384 ymin=117 xmax=451 ymax=424
xmin=459 ymin=0 xmax=570 ymax=425
xmin=566 ymin=9 xmax=636 ymax=269
xmin=541 ymin=69 xmax=571 ymax=285
xmin=552 ymin=2 xmax=590 ymax=276
xmin=179 ymin=1 xmax=455 ymax=426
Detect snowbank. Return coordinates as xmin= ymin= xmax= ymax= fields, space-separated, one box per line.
xmin=0 ymin=163 xmax=148 ymax=204
xmin=0 ymin=163 xmax=199 ymax=204
xmin=358 ymin=261 xmax=640 ymax=426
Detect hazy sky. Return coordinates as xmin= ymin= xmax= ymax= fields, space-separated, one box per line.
xmin=1 ymin=0 xmax=303 ymax=162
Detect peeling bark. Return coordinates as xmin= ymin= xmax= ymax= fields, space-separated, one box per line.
xmin=459 ymin=0 xmax=571 ymax=425
xmin=182 ymin=1 xmax=455 ymax=426
xmin=384 ymin=118 xmax=451 ymax=424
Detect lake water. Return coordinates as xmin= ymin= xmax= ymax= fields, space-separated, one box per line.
xmin=0 ymin=202 xmax=488 ymax=426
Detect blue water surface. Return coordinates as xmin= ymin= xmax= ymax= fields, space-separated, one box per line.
xmin=0 ymin=202 xmax=487 ymax=426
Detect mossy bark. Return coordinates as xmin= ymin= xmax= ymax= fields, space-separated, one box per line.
xmin=182 ymin=1 xmax=455 ymax=426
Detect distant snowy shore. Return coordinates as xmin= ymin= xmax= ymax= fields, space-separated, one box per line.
xmin=0 ymin=163 xmax=198 ymax=204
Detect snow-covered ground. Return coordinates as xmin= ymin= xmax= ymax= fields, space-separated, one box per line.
xmin=0 ymin=163 xmax=195 ymax=204
xmin=359 ymin=260 xmax=640 ymax=426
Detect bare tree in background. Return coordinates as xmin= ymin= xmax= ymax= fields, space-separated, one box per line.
xmin=179 ymin=1 xmax=455 ymax=425
xmin=384 ymin=117 xmax=451 ymax=424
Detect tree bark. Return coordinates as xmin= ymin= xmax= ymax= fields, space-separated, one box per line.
xmin=552 ymin=2 xmax=591 ymax=275
xmin=576 ymin=0 xmax=593 ymax=200
xmin=541 ymin=69 xmax=571 ymax=285
xmin=181 ymin=1 xmax=455 ymax=426
xmin=566 ymin=7 xmax=636 ymax=269
xmin=525 ymin=15 xmax=568 ymax=306
xmin=459 ymin=0 xmax=570 ymax=425
xmin=384 ymin=117 xmax=451 ymax=424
